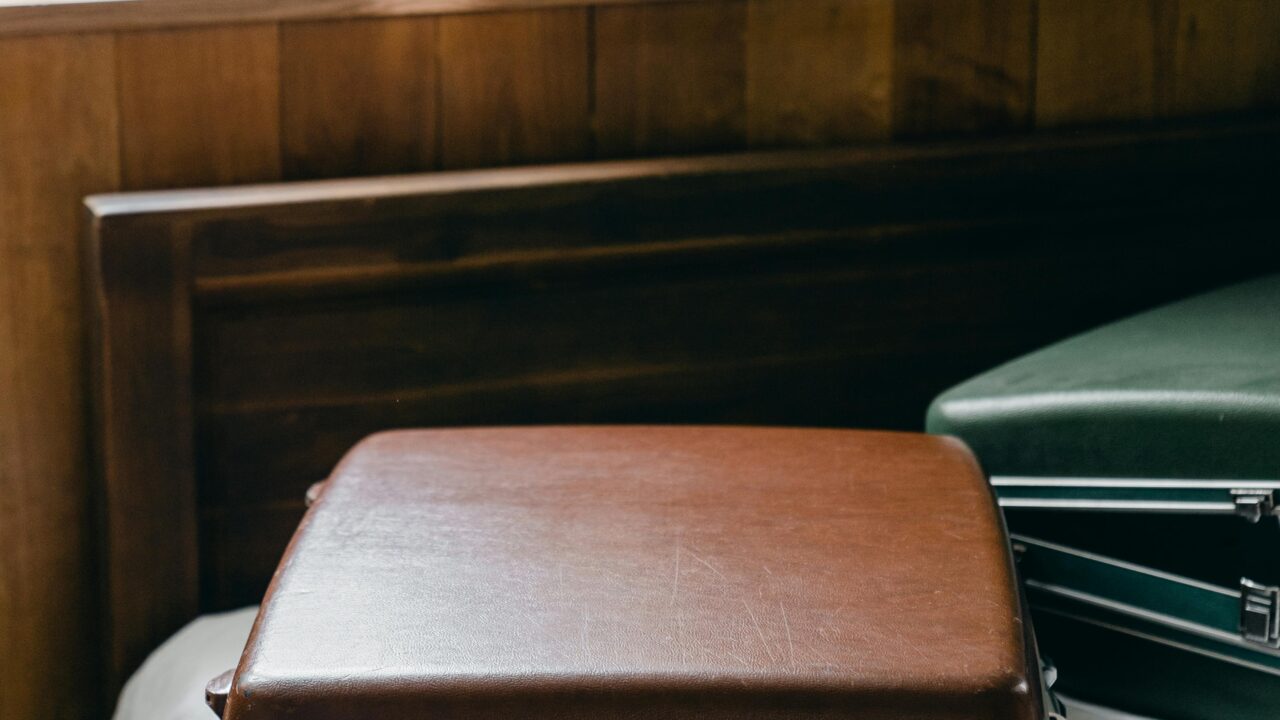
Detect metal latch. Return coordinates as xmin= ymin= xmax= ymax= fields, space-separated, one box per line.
xmin=1240 ymin=578 xmax=1280 ymax=648
xmin=1231 ymin=489 xmax=1277 ymax=523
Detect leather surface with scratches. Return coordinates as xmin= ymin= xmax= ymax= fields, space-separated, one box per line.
xmin=222 ymin=426 xmax=1039 ymax=719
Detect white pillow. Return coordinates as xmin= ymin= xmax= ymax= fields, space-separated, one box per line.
xmin=112 ymin=606 xmax=259 ymax=720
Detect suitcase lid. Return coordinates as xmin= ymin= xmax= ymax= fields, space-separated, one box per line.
xmin=222 ymin=426 xmax=1041 ymax=720
xmin=928 ymin=274 xmax=1280 ymax=481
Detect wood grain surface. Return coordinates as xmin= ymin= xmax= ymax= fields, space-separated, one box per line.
xmin=1171 ymin=0 xmax=1280 ymax=115
xmin=86 ymin=215 xmax=199 ymax=699
xmin=0 ymin=32 xmax=120 ymax=720
xmin=1035 ymin=0 xmax=1177 ymax=126
xmin=117 ymin=24 xmax=282 ymax=189
xmin=438 ymin=8 xmax=590 ymax=167
xmin=594 ymin=1 xmax=746 ymax=156
xmin=281 ymin=17 xmax=440 ymax=178
xmin=745 ymin=0 xmax=894 ymax=146
xmin=892 ymin=0 xmax=1033 ymax=137
xmin=0 ymin=0 xmax=709 ymax=38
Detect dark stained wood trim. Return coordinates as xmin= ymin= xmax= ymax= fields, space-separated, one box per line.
xmin=180 ymin=205 xmax=1247 ymax=308
xmin=85 ymin=118 xmax=1280 ymax=221
xmin=186 ymin=224 xmax=935 ymax=304
xmin=84 ymin=210 xmax=198 ymax=699
xmin=0 ymin=0 xmax=718 ymax=39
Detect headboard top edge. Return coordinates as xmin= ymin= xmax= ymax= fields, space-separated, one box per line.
xmin=82 ymin=117 xmax=1280 ymax=225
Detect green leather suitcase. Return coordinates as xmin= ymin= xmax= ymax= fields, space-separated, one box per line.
xmin=928 ymin=274 xmax=1280 ymax=720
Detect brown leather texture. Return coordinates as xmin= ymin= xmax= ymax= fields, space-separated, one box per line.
xmin=206 ymin=669 xmax=234 ymax=717
xmin=223 ymin=426 xmax=1040 ymax=720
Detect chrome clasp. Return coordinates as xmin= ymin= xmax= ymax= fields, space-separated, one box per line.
xmin=1231 ymin=489 xmax=1277 ymax=523
xmin=1240 ymin=578 xmax=1280 ymax=648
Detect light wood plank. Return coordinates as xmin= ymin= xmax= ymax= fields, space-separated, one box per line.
xmin=892 ymin=0 xmax=1033 ymax=137
xmin=1173 ymin=0 xmax=1280 ymax=115
xmin=281 ymin=16 xmax=439 ymax=179
xmin=746 ymin=0 xmax=894 ymax=147
xmin=1035 ymin=0 xmax=1178 ymax=127
xmin=117 ymin=24 xmax=282 ymax=189
xmin=0 ymin=31 xmax=119 ymax=719
xmin=594 ymin=0 xmax=747 ymax=157
xmin=438 ymin=8 xmax=590 ymax=168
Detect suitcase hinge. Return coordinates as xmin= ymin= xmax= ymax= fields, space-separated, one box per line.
xmin=1240 ymin=578 xmax=1280 ymax=648
xmin=1231 ymin=488 xmax=1277 ymax=523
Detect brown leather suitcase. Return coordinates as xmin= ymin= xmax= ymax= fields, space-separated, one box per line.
xmin=208 ymin=426 xmax=1055 ymax=719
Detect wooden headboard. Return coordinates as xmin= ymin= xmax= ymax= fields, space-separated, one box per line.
xmin=84 ymin=120 xmax=1280 ymax=694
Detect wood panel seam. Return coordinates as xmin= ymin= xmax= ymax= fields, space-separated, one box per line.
xmin=585 ymin=5 xmax=597 ymax=158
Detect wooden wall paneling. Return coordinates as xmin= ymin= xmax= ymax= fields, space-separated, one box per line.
xmin=1035 ymin=0 xmax=1178 ymax=127
xmin=891 ymin=0 xmax=1033 ymax=137
xmin=1172 ymin=0 xmax=1280 ymax=115
xmin=745 ymin=0 xmax=894 ymax=147
xmin=280 ymin=17 xmax=440 ymax=179
xmin=0 ymin=0 xmax=706 ymax=39
xmin=117 ymin=24 xmax=282 ymax=190
xmin=594 ymin=0 xmax=747 ymax=157
xmin=0 ymin=33 xmax=120 ymax=720
xmin=85 ymin=213 xmax=198 ymax=700
xmin=437 ymin=8 xmax=590 ymax=168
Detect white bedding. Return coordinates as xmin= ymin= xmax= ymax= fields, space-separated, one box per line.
xmin=112 ymin=606 xmax=258 ymax=720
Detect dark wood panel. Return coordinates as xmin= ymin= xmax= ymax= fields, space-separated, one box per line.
xmin=1035 ymin=0 xmax=1178 ymax=127
xmin=438 ymin=8 xmax=591 ymax=168
xmin=185 ymin=215 xmax=1238 ymax=416
xmin=594 ymin=0 xmax=747 ymax=157
xmin=745 ymin=0 xmax=894 ymax=146
xmin=190 ymin=212 xmax=1280 ymax=511
xmin=162 ymin=123 xmax=1280 ymax=294
xmin=0 ymin=32 xmax=120 ymax=720
xmin=117 ymin=24 xmax=282 ymax=190
xmin=1172 ymin=0 xmax=1280 ymax=115
xmin=892 ymin=0 xmax=1033 ymax=137
xmin=201 ymin=502 xmax=307 ymax=611
xmin=281 ymin=17 xmax=440 ymax=179
xmin=85 ymin=216 xmax=198 ymax=699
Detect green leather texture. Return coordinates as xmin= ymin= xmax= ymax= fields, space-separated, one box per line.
xmin=927 ymin=273 xmax=1280 ymax=479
